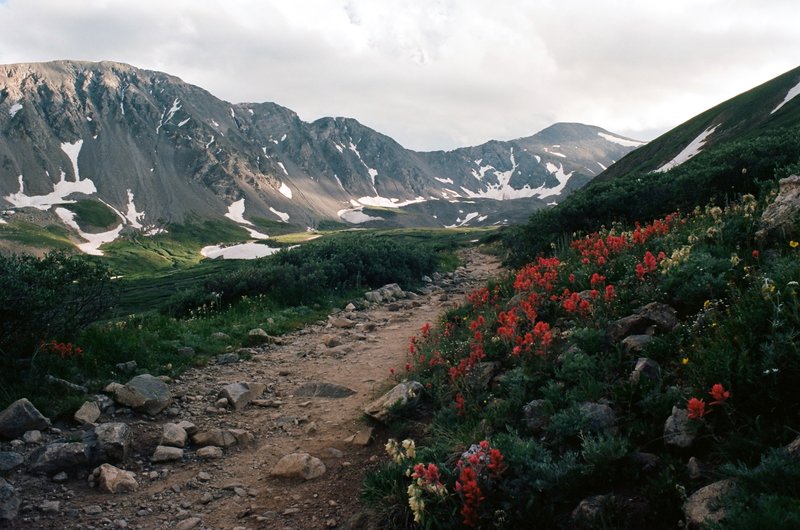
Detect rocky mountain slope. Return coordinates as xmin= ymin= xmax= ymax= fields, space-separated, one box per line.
xmin=0 ymin=60 xmax=641 ymax=250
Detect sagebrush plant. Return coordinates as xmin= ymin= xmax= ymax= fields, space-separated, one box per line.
xmin=364 ymin=194 xmax=800 ymax=529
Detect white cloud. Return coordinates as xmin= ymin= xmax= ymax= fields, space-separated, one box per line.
xmin=0 ymin=0 xmax=798 ymax=150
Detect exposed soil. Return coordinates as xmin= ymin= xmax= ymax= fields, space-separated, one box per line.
xmin=3 ymin=247 xmax=502 ymax=530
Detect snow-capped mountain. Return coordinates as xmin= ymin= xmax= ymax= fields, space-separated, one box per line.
xmin=0 ymin=60 xmax=642 ymax=242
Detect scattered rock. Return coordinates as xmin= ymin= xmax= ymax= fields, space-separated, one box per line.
xmin=631 ymin=357 xmax=661 ymax=383
xmin=92 ymin=422 xmax=132 ymax=463
xmin=177 ymin=420 xmax=197 ymax=436
xmin=759 ymin=174 xmax=800 ymax=240
xmin=579 ymin=402 xmax=617 ymax=433
xmin=192 ymin=430 xmax=237 ymax=448
xmin=247 ymin=328 xmax=274 ymax=345
xmin=622 ymin=335 xmax=653 ymax=356
xmin=227 ymin=429 xmax=255 ymax=447
xmin=151 ymin=446 xmax=183 ymax=462
xmin=74 ymin=401 xmax=102 ymax=425
xmin=784 ymin=435 xmax=800 ymax=457
xmin=220 ymin=382 xmax=266 ymax=411
xmin=605 ymin=315 xmax=651 ymax=344
xmin=687 ymin=456 xmax=709 ymax=480
xmin=472 ymin=362 xmax=500 ymax=388
xmin=270 ymin=453 xmax=326 ymax=480
xmin=92 ymin=394 xmax=115 ymax=414
xmin=216 ymin=352 xmax=240 ymax=364
xmin=522 ymin=399 xmax=550 ymax=434
xmin=0 ymin=398 xmax=51 ymax=439
xmin=327 ymin=447 xmax=344 ymax=458
xmin=84 ymin=504 xmax=103 ymax=515
xmin=571 ymin=494 xmax=612 ymax=527
xmin=114 ymin=360 xmax=138 ymax=372
xmin=684 ymin=479 xmax=735 ymax=528
xmin=28 ymin=442 xmax=89 ymax=474
xmin=664 ymin=406 xmax=696 ymax=448
xmin=211 ymin=332 xmax=230 ymax=341
xmin=176 ymin=517 xmax=203 ymax=530
xmin=106 ymin=374 xmax=172 ymax=416
xmin=160 ymin=423 xmax=188 ymax=448
xmin=51 ymin=471 xmax=68 ymax=483
xmin=44 ymin=374 xmax=89 ymax=394
xmin=196 ymin=446 xmax=224 ymax=460
xmin=422 ymin=275 xmax=433 ymax=283
xmin=176 ymin=346 xmax=195 ymax=356
xmin=0 ymin=477 xmax=19 ymax=521
xmin=344 ymin=303 xmax=357 ymax=312
xmin=329 ymin=316 xmax=355 ymax=329
xmin=322 ymin=335 xmax=342 ymax=348
xmin=635 ymin=302 xmax=679 ymax=332
xmin=96 ymin=463 xmax=139 ymax=494
xmin=22 ymin=429 xmax=43 ymax=444
xmin=294 ymin=382 xmax=356 ymax=398
xmin=0 ymin=452 xmax=24 ymax=473
xmin=364 ymin=381 xmax=424 ymax=422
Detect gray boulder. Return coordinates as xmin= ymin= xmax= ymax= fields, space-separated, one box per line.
xmin=0 ymin=398 xmax=51 ymax=439
xmin=74 ymin=401 xmax=101 ymax=425
xmin=622 ymin=335 xmax=653 ymax=356
xmin=571 ymin=494 xmax=613 ymax=527
xmin=96 ymin=463 xmax=138 ymax=494
xmin=759 ymin=175 xmax=800 ymax=239
xmin=0 ymin=452 xmax=24 ymax=474
xmin=684 ymin=479 xmax=735 ymax=528
xmin=579 ymin=402 xmax=617 ymax=433
xmin=270 ymin=453 xmax=326 ymax=480
xmin=664 ymin=406 xmax=696 ymax=448
xmin=192 ymin=430 xmax=237 ymax=448
xmin=247 ymin=328 xmax=274 ymax=345
xmin=92 ymin=422 xmax=132 ymax=463
xmin=220 ymin=382 xmax=266 ymax=411
xmin=522 ymin=399 xmax=550 ymax=434
xmin=606 ymin=315 xmax=651 ymax=344
xmin=631 ymin=358 xmax=661 ymax=383
xmin=106 ymin=374 xmax=172 ymax=415
xmin=28 ymin=442 xmax=90 ymax=474
xmin=0 ymin=477 xmax=19 ymax=522
xmin=151 ymin=445 xmax=183 ymax=462
xmin=636 ymin=302 xmax=679 ymax=332
xmin=160 ymin=423 xmax=188 ymax=448
xmin=364 ymin=381 xmax=424 ymax=422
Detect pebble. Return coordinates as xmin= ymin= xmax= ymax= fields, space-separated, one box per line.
xmin=85 ymin=504 xmax=103 ymax=515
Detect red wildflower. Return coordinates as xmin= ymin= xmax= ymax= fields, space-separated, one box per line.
xmin=752 ymin=250 xmax=759 ymax=259
xmin=709 ymin=384 xmax=730 ymax=405
xmin=687 ymin=397 xmax=707 ymax=420
xmin=455 ymin=393 xmax=466 ymax=416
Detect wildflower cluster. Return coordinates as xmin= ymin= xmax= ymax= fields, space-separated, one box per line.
xmin=687 ymin=383 xmax=731 ymax=420
xmin=385 ymin=439 xmax=447 ymax=524
xmin=455 ymin=441 xmax=505 ymax=527
xmin=39 ymin=340 xmax=84 ymax=359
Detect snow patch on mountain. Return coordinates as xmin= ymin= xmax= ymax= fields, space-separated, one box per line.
xmin=54 ymin=207 xmax=123 ymax=256
xmin=125 ymin=190 xmax=144 ymax=229
xmin=277 ymin=162 xmax=289 ymax=176
xmin=356 ymin=196 xmax=426 ymax=208
xmin=224 ymin=198 xmax=269 ymax=239
xmin=8 ymin=103 xmax=22 ymax=117
xmin=597 ymin=132 xmax=645 ymax=147
xmin=269 ymin=207 xmax=290 ymax=222
xmin=445 ymin=212 xmax=480 ymax=228
xmin=279 ymin=182 xmax=293 ymax=199
xmin=771 ymin=79 xmax=800 ymax=114
xmin=201 ymin=242 xmax=281 ymax=260
xmin=435 ymin=177 xmax=454 ymax=184
xmin=543 ymin=146 xmax=567 ymax=158
xmin=654 ymin=124 xmax=719 ymax=173
xmin=338 ymin=208 xmax=382 ymax=224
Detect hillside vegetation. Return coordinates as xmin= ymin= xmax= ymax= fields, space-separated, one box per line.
xmin=364 ymin=193 xmax=800 ymax=529
xmin=0 ymin=230 xmax=463 ymax=417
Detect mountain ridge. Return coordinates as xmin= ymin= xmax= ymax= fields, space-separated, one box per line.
xmin=0 ymin=60 xmax=642 ymax=254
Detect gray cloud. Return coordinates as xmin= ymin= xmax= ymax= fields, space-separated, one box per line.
xmin=0 ymin=0 xmax=797 ymax=150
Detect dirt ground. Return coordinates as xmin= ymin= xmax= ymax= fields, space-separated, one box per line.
xmin=3 ymin=247 xmax=502 ymax=530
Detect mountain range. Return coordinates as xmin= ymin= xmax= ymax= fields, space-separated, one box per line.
xmin=0 ymin=60 xmax=642 ymax=254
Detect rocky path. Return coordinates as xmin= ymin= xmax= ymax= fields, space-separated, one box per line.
xmin=1 ymin=247 xmax=502 ymax=530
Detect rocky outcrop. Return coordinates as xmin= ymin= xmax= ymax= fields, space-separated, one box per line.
xmin=219 ymin=382 xmax=266 ymax=411
xmin=92 ymin=422 xmax=132 ymax=463
xmin=759 ymin=175 xmax=800 ymax=239
xmin=105 ymin=374 xmax=172 ymax=415
xmin=631 ymin=358 xmax=661 ymax=383
xmin=74 ymin=401 xmax=101 ymax=425
xmin=0 ymin=478 xmax=19 ymax=522
xmin=95 ymin=463 xmax=139 ymax=494
xmin=28 ymin=442 xmax=90 ymax=474
xmin=0 ymin=398 xmax=51 ymax=439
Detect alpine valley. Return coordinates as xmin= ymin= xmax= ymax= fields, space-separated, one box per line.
xmin=0 ymin=60 xmax=642 ymax=257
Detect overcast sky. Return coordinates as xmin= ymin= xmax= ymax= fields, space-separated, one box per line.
xmin=0 ymin=0 xmax=797 ymax=151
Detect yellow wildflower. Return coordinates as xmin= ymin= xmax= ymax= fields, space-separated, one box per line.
xmin=790 ymin=240 xmax=799 ymax=248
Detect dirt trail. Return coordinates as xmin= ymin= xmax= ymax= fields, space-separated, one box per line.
xmin=7 ymin=248 xmax=502 ymax=530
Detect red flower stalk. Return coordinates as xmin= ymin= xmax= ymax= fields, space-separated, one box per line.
xmin=709 ymin=384 xmax=730 ymax=405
